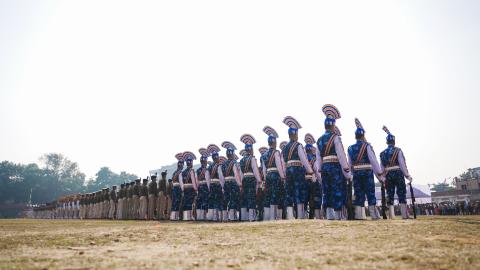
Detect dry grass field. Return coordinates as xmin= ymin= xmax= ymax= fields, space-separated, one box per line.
xmin=0 ymin=216 xmax=479 ymax=270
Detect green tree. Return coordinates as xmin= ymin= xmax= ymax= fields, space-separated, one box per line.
xmin=85 ymin=167 xmax=138 ymax=192
xmin=39 ymin=153 xmax=86 ymax=198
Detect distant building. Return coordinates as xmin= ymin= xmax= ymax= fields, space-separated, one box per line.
xmin=431 ymin=167 xmax=480 ymax=203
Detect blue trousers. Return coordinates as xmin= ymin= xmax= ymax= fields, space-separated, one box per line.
xmin=241 ymin=177 xmax=256 ymax=210
xmin=386 ymin=170 xmax=407 ymax=204
xmin=224 ymin=180 xmax=240 ymax=211
xmin=196 ymin=183 xmax=209 ymax=210
xmin=171 ymin=185 xmax=182 ymax=211
xmin=321 ymin=162 xmax=346 ymax=211
xmin=183 ymin=186 xmax=195 ymax=210
xmin=208 ymin=182 xmax=224 ymax=211
xmin=266 ymin=172 xmax=282 ymax=206
xmin=353 ymin=169 xmax=376 ymax=206
xmin=285 ymin=166 xmax=307 ymax=207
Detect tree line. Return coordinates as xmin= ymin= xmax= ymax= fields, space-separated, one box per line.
xmin=0 ymin=153 xmax=138 ymax=206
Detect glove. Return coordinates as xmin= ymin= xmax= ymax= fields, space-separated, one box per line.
xmin=407 ymin=176 xmax=413 ymax=182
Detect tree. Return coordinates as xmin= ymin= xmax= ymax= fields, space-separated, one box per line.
xmin=39 ymin=153 xmax=86 ymax=198
xmin=430 ymin=182 xmax=454 ymax=192
xmin=85 ymin=167 xmax=138 ymax=192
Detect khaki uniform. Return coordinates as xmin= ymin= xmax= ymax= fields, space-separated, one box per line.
xmin=139 ymin=181 xmax=148 ymax=220
xmin=157 ymin=177 xmax=167 ymax=220
xmin=109 ymin=188 xmax=117 ymax=219
xmin=148 ymin=179 xmax=158 ymax=220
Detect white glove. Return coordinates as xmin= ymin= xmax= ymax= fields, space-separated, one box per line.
xmin=406 ymin=176 xmax=413 ymax=182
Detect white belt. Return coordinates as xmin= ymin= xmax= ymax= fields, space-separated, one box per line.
xmin=243 ymin=172 xmax=254 ymax=177
xmin=184 ymin=183 xmax=194 ymax=188
xmin=267 ymin=168 xmax=278 ymax=173
xmin=323 ymin=155 xmax=339 ymax=163
xmin=385 ymin=166 xmax=400 ymax=172
xmin=198 ymin=180 xmax=207 ymax=184
xmin=305 ymin=175 xmax=313 ymax=179
xmin=210 ymin=179 xmax=220 ymax=183
xmin=353 ymin=164 xmax=372 ymax=170
xmin=225 ymin=176 xmax=236 ymax=181
xmin=287 ymin=160 xmax=302 ymax=167
xmin=173 ymin=183 xmax=180 ymax=186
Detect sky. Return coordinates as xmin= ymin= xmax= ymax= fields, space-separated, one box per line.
xmin=1 ymin=0 xmax=479 ymax=185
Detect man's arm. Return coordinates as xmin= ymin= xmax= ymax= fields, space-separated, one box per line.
xmin=274 ymin=151 xmax=286 ymax=179
xmin=334 ymin=136 xmax=352 ymax=179
xmin=298 ymin=145 xmax=313 ymax=174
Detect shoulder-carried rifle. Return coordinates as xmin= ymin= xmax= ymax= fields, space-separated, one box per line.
xmin=380 ymin=181 xmax=388 ymax=219
xmin=409 ymin=182 xmax=417 ymax=219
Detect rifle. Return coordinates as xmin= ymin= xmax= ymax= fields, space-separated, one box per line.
xmin=380 ymin=181 xmax=388 ymax=219
xmin=409 ymin=182 xmax=417 ymax=219
xmin=346 ymin=177 xmax=354 ymax=220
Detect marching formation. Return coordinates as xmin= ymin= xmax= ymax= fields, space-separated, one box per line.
xmin=33 ymin=104 xmax=414 ymax=222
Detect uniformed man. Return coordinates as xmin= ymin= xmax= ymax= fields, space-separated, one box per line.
xmin=127 ymin=182 xmax=134 ymax=219
xmin=133 ymin=179 xmax=141 ymax=219
xmin=180 ymin=152 xmax=198 ymax=221
xmin=157 ymin=171 xmax=168 ymax=220
xmin=170 ymin=153 xmax=185 ymax=221
xmin=316 ymin=104 xmax=352 ymax=220
xmin=380 ymin=125 xmax=413 ymax=219
xmin=257 ymin=147 xmax=269 ymax=221
xmin=139 ymin=179 xmax=148 ymax=220
xmin=196 ymin=149 xmax=210 ymax=221
xmin=109 ymin=186 xmax=117 ymax=219
xmin=117 ymin=184 xmax=125 ymax=220
xmin=261 ymin=126 xmax=286 ymax=221
xmin=148 ymin=175 xmax=158 ymax=220
xmin=104 ymin=188 xmax=110 ymax=219
xmin=304 ymin=133 xmax=323 ymax=219
xmin=165 ymin=174 xmax=173 ymax=220
xmin=346 ymin=119 xmax=385 ymax=220
xmin=239 ymin=134 xmax=262 ymax=222
xmin=206 ymin=144 xmax=224 ymax=221
xmin=282 ymin=116 xmax=313 ymax=219
xmin=220 ymin=142 xmax=242 ymax=221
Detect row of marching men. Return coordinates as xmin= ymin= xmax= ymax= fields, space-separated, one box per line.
xmin=33 ymin=103 xmax=414 ymax=221
xmin=168 ymin=103 xmax=414 ymax=221
xmin=32 ymin=172 xmax=174 ymax=220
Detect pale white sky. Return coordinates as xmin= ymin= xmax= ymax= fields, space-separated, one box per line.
xmin=1 ymin=0 xmax=479 ymax=184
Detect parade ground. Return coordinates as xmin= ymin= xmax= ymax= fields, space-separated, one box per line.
xmin=0 ymin=217 xmax=479 ymax=270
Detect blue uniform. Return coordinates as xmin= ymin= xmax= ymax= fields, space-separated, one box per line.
xmin=240 ymin=156 xmax=257 ymax=210
xmin=222 ymin=159 xmax=241 ymax=212
xmin=348 ymin=141 xmax=376 ymax=206
xmin=207 ymin=162 xmax=224 ymax=211
xmin=262 ymin=149 xmax=283 ymax=206
xmin=196 ymin=166 xmax=209 ymax=211
xmin=283 ymin=141 xmax=307 ymax=207
xmin=380 ymin=146 xmax=406 ymax=205
xmin=171 ymin=169 xmax=183 ymax=212
xmin=317 ymin=131 xmax=346 ymax=211
xmin=181 ymin=168 xmax=195 ymax=210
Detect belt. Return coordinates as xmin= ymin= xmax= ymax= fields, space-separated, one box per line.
xmin=385 ymin=166 xmax=400 ymax=172
xmin=287 ymin=160 xmax=302 ymax=167
xmin=198 ymin=180 xmax=207 ymax=184
xmin=353 ymin=164 xmax=372 ymax=170
xmin=305 ymin=175 xmax=313 ymax=180
xmin=173 ymin=183 xmax=180 ymax=186
xmin=184 ymin=183 xmax=194 ymax=188
xmin=225 ymin=176 xmax=236 ymax=181
xmin=210 ymin=179 xmax=220 ymax=184
xmin=323 ymin=155 xmax=339 ymax=163
xmin=267 ymin=168 xmax=278 ymax=173
xmin=243 ymin=172 xmax=254 ymax=177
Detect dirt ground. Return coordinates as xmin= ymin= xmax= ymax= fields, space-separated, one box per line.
xmin=0 ymin=216 xmax=479 ymax=270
